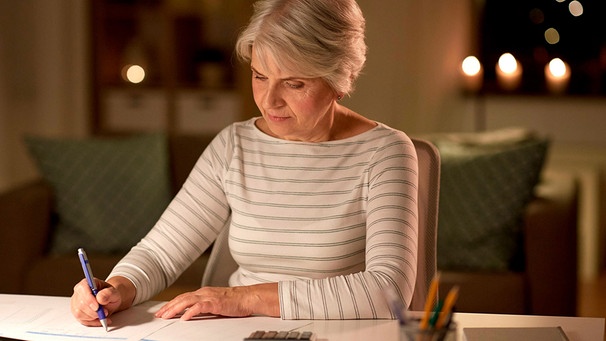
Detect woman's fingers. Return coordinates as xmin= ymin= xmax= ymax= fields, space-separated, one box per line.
xmin=70 ymin=278 xmax=116 ymax=327
xmin=155 ymin=287 xmax=251 ymax=320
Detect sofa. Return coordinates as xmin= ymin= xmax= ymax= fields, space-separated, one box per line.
xmin=0 ymin=134 xmax=216 ymax=301
xmin=0 ymin=131 xmax=578 ymax=315
xmin=439 ymin=167 xmax=578 ymax=316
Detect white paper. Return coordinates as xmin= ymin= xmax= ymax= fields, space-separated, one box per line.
xmin=0 ymin=295 xmax=311 ymax=341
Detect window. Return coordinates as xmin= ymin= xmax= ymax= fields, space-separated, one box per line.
xmin=480 ymin=0 xmax=606 ymax=95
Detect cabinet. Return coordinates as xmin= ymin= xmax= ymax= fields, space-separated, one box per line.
xmin=90 ymin=0 xmax=254 ymax=134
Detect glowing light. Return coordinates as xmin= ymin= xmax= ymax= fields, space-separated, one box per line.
xmin=462 ymin=56 xmax=482 ymax=76
xmin=544 ymin=28 xmax=561 ymax=45
xmin=460 ymin=56 xmax=483 ymax=91
xmin=545 ymin=58 xmax=570 ymax=94
xmin=496 ymin=53 xmax=522 ymax=91
xmin=122 ymin=64 xmax=146 ymax=84
xmin=548 ymin=58 xmax=567 ymax=77
xmin=498 ymin=53 xmax=518 ymax=74
xmin=569 ymin=1 xmax=583 ymax=16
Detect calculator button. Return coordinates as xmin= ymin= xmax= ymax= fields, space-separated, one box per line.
xmin=262 ymin=331 xmax=277 ymax=339
xmin=286 ymin=331 xmax=300 ymax=339
xmin=275 ymin=331 xmax=289 ymax=339
xmin=299 ymin=331 xmax=314 ymax=340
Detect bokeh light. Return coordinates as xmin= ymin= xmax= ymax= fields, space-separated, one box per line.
xmin=569 ymin=1 xmax=583 ymax=16
xmin=548 ymin=58 xmax=567 ymax=77
xmin=462 ymin=56 xmax=482 ymax=76
xmin=498 ymin=53 xmax=519 ymax=74
xmin=544 ymin=28 xmax=561 ymax=45
xmin=122 ymin=64 xmax=146 ymax=84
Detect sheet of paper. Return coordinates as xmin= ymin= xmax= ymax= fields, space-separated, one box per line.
xmin=0 ymin=297 xmax=174 ymax=341
xmin=144 ymin=315 xmax=312 ymax=341
xmin=0 ymin=295 xmax=312 ymax=341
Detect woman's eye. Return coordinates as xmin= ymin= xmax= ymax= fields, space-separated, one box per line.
xmin=286 ymin=81 xmax=303 ymax=89
xmin=252 ymin=71 xmax=266 ymax=80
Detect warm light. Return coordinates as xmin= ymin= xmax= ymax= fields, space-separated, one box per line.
xmin=548 ymin=58 xmax=567 ymax=77
xmin=545 ymin=58 xmax=570 ymax=94
xmin=496 ymin=53 xmax=522 ymax=91
xmin=462 ymin=56 xmax=482 ymax=76
xmin=569 ymin=1 xmax=583 ymax=16
xmin=122 ymin=64 xmax=146 ymax=84
xmin=544 ymin=28 xmax=560 ymax=45
xmin=461 ymin=56 xmax=483 ymax=92
xmin=498 ymin=53 xmax=519 ymax=74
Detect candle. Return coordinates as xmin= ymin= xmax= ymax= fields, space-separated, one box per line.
xmin=461 ymin=56 xmax=483 ymax=92
xmin=545 ymin=58 xmax=570 ymax=94
xmin=495 ymin=53 xmax=522 ymax=91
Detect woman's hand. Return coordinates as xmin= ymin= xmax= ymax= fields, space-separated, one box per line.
xmin=70 ymin=276 xmax=135 ymax=327
xmin=155 ymin=283 xmax=280 ymax=320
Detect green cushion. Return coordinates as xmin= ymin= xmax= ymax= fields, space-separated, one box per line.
xmin=26 ymin=133 xmax=172 ymax=255
xmin=431 ymin=136 xmax=549 ymax=271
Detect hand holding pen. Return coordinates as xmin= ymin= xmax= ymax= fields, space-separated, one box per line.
xmin=76 ymin=248 xmax=109 ymax=331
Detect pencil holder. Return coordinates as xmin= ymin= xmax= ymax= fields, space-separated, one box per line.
xmin=400 ymin=321 xmax=456 ymax=341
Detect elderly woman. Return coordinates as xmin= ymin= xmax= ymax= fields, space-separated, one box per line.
xmin=71 ymin=0 xmax=418 ymax=325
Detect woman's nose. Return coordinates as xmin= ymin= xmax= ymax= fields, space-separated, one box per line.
xmin=263 ymin=83 xmax=283 ymax=108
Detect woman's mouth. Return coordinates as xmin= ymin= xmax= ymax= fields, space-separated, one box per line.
xmin=267 ymin=114 xmax=290 ymax=122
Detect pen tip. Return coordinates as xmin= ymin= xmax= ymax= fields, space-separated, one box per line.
xmin=100 ymin=319 xmax=108 ymax=332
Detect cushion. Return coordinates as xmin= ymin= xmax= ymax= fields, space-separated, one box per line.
xmin=427 ymin=129 xmax=549 ymax=271
xmin=25 ymin=133 xmax=172 ymax=255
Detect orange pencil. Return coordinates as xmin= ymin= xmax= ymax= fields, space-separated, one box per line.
xmin=419 ymin=273 xmax=440 ymax=330
xmin=435 ymin=286 xmax=459 ymax=329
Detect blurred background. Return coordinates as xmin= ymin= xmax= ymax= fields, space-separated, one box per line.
xmin=0 ymin=0 xmax=604 ymax=317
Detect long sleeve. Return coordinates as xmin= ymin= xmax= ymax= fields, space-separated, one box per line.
xmin=276 ymin=131 xmax=419 ymax=319
xmin=108 ymin=130 xmax=233 ymax=304
xmin=108 ymin=118 xmax=418 ymax=318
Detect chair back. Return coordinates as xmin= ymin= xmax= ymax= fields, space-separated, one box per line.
xmin=408 ymin=137 xmax=441 ymax=311
xmin=202 ymin=137 xmax=441 ymax=312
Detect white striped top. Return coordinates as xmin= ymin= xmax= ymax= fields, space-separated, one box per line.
xmin=109 ymin=117 xmax=418 ymax=320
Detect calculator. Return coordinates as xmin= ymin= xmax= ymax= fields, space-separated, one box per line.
xmin=244 ymin=330 xmax=316 ymax=340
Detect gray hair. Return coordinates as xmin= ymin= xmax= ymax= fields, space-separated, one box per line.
xmin=235 ymin=0 xmax=367 ymax=96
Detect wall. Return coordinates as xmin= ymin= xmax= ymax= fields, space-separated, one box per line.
xmin=0 ymin=0 xmax=89 ymax=192
xmin=346 ymin=0 xmax=473 ymax=133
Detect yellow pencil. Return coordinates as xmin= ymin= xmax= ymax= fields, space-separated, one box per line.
xmin=435 ymin=286 xmax=459 ymax=329
xmin=419 ymin=273 xmax=440 ymax=330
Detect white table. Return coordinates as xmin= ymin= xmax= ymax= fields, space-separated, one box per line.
xmin=0 ymin=294 xmax=603 ymax=341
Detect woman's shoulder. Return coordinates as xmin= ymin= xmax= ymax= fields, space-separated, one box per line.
xmin=357 ymin=121 xmax=413 ymax=146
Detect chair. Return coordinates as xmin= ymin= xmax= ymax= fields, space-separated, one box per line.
xmin=202 ymin=137 xmax=441 ymax=312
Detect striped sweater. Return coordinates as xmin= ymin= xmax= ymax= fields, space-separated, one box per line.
xmin=109 ymin=117 xmax=419 ymax=320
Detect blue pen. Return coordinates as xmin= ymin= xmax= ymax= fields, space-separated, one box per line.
xmin=382 ymin=285 xmax=408 ymax=325
xmin=77 ymin=248 xmax=108 ymax=331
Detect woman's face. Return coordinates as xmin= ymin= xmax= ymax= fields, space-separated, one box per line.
xmin=251 ymin=48 xmax=339 ymax=142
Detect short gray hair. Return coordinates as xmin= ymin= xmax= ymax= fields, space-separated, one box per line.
xmin=235 ymin=0 xmax=367 ymax=96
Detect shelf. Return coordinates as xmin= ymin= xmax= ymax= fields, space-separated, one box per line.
xmin=90 ymin=0 xmax=253 ymax=134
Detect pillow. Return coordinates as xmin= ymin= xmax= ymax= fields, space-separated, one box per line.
xmin=428 ymin=131 xmax=549 ymax=271
xmin=26 ymin=133 xmax=172 ymax=255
